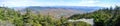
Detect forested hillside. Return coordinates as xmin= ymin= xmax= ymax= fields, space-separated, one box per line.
xmin=69 ymin=6 xmax=120 ymax=26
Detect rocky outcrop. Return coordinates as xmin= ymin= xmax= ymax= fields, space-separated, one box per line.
xmin=0 ymin=20 xmax=14 ymax=26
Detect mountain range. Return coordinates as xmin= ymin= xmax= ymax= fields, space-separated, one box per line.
xmin=13 ymin=6 xmax=103 ymax=18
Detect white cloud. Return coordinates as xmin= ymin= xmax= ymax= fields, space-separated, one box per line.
xmin=1 ymin=0 xmax=40 ymax=7
xmin=1 ymin=0 xmax=63 ymax=7
xmin=75 ymin=0 xmax=119 ymax=7
xmin=0 ymin=0 xmax=119 ymax=7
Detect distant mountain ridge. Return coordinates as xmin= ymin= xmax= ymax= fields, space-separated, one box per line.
xmin=14 ymin=6 xmax=103 ymax=18
xmin=22 ymin=6 xmax=103 ymax=12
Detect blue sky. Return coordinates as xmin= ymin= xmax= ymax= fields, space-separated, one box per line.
xmin=0 ymin=0 xmax=120 ymax=7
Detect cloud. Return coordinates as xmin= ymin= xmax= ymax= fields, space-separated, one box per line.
xmin=1 ymin=0 xmax=64 ymax=7
xmin=76 ymin=0 xmax=119 ymax=7
xmin=1 ymin=0 xmax=40 ymax=7
xmin=0 ymin=0 xmax=120 ymax=7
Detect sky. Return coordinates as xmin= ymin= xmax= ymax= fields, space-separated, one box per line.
xmin=0 ymin=0 xmax=120 ymax=7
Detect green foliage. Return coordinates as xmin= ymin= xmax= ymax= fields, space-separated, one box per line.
xmin=0 ymin=7 xmax=91 ymax=26
xmin=75 ymin=22 xmax=91 ymax=26
xmin=69 ymin=6 xmax=120 ymax=26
